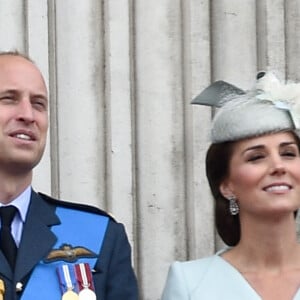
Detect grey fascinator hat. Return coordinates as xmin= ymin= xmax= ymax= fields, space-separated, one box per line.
xmin=192 ymin=71 xmax=300 ymax=143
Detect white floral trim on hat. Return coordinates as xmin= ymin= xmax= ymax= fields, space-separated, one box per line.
xmin=256 ymin=71 xmax=300 ymax=130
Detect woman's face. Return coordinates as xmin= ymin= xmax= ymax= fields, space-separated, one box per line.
xmin=220 ymin=132 xmax=300 ymax=217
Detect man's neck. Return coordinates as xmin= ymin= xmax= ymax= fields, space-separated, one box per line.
xmin=0 ymin=172 xmax=32 ymax=204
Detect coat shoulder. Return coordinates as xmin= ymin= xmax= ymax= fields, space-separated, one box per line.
xmin=38 ymin=192 xmax=116 ymax=222
xmin=171 ymin=255 xmax=216 ymax=278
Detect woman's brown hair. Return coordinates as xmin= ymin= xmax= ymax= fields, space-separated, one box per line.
xmin=206 ymin=141 xmax=240 ymax=246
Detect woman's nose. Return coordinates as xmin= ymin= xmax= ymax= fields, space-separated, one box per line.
xmin=269 ymin=155 xmax=286 ymax=175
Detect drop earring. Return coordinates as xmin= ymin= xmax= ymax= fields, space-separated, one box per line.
xmin=229 ymin=196 xmax=239 ymax=215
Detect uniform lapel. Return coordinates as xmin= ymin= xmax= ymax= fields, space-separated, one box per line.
xmin=14 ymin=191 xmax=60 ymax=282
xmin=0 ymin=250 xmax=13 ymax=280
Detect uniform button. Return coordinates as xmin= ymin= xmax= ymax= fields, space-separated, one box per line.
xmin=16 ymin=282 xmax=23 ymax=292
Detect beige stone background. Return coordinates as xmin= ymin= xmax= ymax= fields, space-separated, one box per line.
xmin=1 ymin=1 xmax=300 ymax=299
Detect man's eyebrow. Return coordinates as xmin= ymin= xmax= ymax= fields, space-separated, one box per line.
xmin=0 ymin=89 xmax=18 ymax=94
xmin=0 ymin=89 xmax=48 ymax=98
xmin=32 ymin=93 xmax=48 ymax=100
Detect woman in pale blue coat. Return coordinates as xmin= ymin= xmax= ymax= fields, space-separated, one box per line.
xmin=162 ymin=71 xmax=300 ymax=300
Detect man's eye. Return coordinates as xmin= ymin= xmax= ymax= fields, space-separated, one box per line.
xmin=0 ymin=96 xmax=14 ymax=101
xmin=34 ymin=101 xmax=44 ymax=107
xmin=33 ymin=100 xmax=47 ymax=111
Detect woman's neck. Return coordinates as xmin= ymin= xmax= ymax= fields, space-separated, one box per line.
xmin=225 ymin=213 xmax=300 ymax=272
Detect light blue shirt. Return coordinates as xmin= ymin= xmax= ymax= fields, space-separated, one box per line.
xmin=0 ymin=186 xmax=31 ymax=247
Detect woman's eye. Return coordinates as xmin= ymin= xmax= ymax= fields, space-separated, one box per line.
xmin=282 ymin=151 xmax=297 ymax=157
xmin=247 ymin=154 xmax=265 ymax=162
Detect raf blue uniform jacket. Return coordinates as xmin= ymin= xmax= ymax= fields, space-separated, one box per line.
xmin=0 ymin=190 xmax=138 ymax=300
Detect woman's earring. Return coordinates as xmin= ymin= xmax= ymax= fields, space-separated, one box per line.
xmin=229 ymin=196 xmax=239 ymax=215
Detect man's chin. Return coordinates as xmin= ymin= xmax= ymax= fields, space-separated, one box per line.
xmin=3 ymin=157 xmax=43 ymax=175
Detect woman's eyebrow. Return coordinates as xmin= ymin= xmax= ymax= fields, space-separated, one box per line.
xmin=242 ymin=141 xmax=297 ymax=154
xmin=242 ymin=144 xmax=264 ymax=154
xmin=279 ymin=141 xmax=297 ymax=147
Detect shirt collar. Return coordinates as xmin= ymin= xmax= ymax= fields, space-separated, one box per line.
xmin=0 ymin=186 xmax=31 ymax=223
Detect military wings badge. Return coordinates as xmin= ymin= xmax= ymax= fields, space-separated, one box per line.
xmin=44 ymin=243 xmax=97 ymax=263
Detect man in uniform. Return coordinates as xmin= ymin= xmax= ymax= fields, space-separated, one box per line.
xmin=0 ymin=51 xmax=138 ymax=299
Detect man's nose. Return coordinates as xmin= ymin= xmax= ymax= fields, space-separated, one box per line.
xmin=16 ymin=98 xmax=34 ymax=123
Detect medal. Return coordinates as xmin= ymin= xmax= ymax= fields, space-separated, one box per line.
xmin=62 ymin=289 xmax=79 ymax=300
xmin=57 ymin=265 xmax=79 ymax=299
xmin=78 ymin=288 xmax=96 ymax=300
xmin=75 ymin=263 xmax=97 ymax=300
xmin=0 ymin=279 xmax=4 ymax=300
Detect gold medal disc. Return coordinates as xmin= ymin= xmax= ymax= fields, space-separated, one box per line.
xmin=62 ymin=290 xmax=79 ymax=300
xmin=78 ymin=288 xmax=97 ymax=300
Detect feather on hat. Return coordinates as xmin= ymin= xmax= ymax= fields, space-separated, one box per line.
xmin=192 ymin=71 xmax=300 ymax=143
